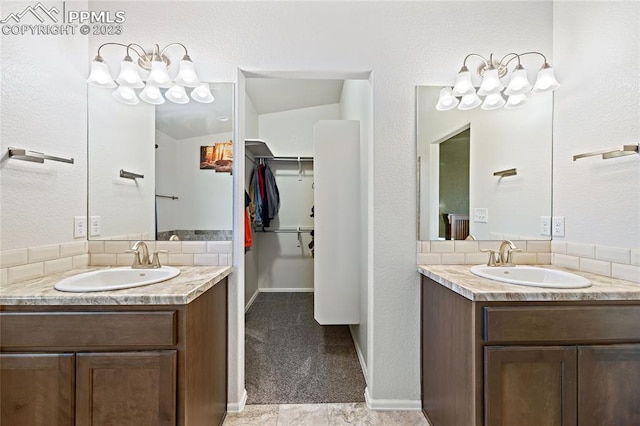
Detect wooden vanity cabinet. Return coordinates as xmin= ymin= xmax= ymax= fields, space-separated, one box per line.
xmin=0 ymin=277 xmax=228 ymax=426
xmin=420 ymin=275 xmax=640 ymax=426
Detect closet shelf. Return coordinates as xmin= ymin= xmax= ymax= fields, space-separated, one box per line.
xmin=245 ymin=139 xmax=274 ymax=158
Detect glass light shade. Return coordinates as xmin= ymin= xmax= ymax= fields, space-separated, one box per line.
xmin=435 ymin=87 xmax=459 ymax=111
xmin=87 ymin=59 xmax=116 ymax=88
xmin=190 ymin=83 xmax=214 ymax=103
xmin=452 ymin=67 xmax=475 ymax=97
xmin=481 ymin=92 xmax=506 ymax=110
xmin=139 ymin=84 xmax=165 ymax=105
xmin=458 ymin=92 xmax=482 ymax=110
xmin=147 ymin=60 xmax=172 ymax=88
xmin=505 ymin=93 xmax=529 ymax=109
xmin=504 ymin=66 xmax=532 ymax=96
xmin=174 ymin=58 xmax=200 ymax=88
xmin=477 ymin=68 xmax=504 ymax=96
xmin=112 ymin=86 xmax=139 ymax=105
xmin=166 ymin=84 xmax=190 ymax=104
xmin=532 ymin=64 xmax=560 ymax=93
xmin=115 ymin=58 xmax=144 ymax=88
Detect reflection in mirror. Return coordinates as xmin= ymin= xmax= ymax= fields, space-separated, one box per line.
xmin=88 ymin=83 xmax=234 ymax=241
xmin=417 ymin=86 xmax=552 ymax=241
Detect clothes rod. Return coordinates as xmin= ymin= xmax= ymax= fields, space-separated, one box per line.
xmin=8 ymin=147 xmax=74 ymax=164
xmin=255 ymin=227 xmax=314 ymax=233
xmin=156 ymin=194 xmax=179 ymax=200
xmin=254 ymin=156 xmax=314 ymax=162
xmin=120 ymin=169 xmax=144 ymax=179
xmin=573 ymin=144 xmax=639 ymax=161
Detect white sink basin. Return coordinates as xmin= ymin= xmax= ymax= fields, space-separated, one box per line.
xmin=470 ymin=265 xmax=591 ymax=289
xmin=55 ymin=267 xmax=181 ymax=292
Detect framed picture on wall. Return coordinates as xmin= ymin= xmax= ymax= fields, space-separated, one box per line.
xmin=200 ymin=141 xmax=233 ymax=172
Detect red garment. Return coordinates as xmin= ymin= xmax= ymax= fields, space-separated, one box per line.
xmin=244 ymin=208 xmax=252 ymax=248
xmin=257 ymin=164 xmax=266 ymax=200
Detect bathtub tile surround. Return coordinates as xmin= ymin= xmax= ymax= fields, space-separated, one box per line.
xmin=417 ymin=239 xmax=639 ymax=284
xmin=0 ymin=240 xmax=233 ymax=285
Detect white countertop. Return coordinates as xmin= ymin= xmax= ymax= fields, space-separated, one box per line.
xmin=419 ymin=264 xmax=640 ymax=302
xmin=0 ymin=266 xmax=233 ymax=306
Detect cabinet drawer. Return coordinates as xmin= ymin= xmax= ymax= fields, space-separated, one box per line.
xmin=483 ymin=305 xmax=640 ymax=343
xmin=0 ymin=311 xmax=177 ymax=349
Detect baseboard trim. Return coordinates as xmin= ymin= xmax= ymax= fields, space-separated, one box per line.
xmin=245 ymin=288 xmax=260 ymax=312
xmin=227 ymin=388 xmax=247 ymax=413
xmin=349 ymin=325 xmax=369 ymax=385
xmin=364 ymin=387 xmax=422 ymax=411
xmin=258 ymin=287 xmax=314 ymax=292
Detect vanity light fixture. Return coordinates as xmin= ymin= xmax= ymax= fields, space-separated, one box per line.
xmin=87 ymin=42 xmax=214 ymax=105
xmin=436 ymin=52 xmax=560 ymax=111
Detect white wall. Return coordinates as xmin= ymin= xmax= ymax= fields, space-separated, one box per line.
xmin=553 ymin=1 xmax=639 ymax=249
xmin=15 ymin=0 xmax=640 ymax=408
xmin=339 ymin=79 xmax=373 ymax=374
xmin=255 ymin=104 xmax=337 ymax=290
xmin=244 ymin=95 xmax=260 ymax=306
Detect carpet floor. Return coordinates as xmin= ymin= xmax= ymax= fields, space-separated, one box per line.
xmin=245 ymin=292 xmax=367 ymax=405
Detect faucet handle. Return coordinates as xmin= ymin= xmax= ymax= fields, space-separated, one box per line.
xmin=504 ymin=248 xmax=523 ymax=266
xmin=480 ymin=249 xmax=498 ymax=266
xmin=150 ymin=250 xmax=169 ymax=268
xmin=125 ymin=249 xmax=142 ymax=267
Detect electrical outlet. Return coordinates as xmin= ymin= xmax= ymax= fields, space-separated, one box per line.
xmin=473 ymin=208 xmax=489 ymax=223
xmin=540 ymin=216 xmax=551 ymax=236
xmin=90 ymin=216 xmax=101 ymax=237
xmin=552 ymin=216 xmax=565 ymax=237
xmin=74 ymin=216 xmax=87 ymax=238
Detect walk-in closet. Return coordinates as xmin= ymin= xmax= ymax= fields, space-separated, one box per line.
xmin=242 ymin=75 xmax=372 ymax=404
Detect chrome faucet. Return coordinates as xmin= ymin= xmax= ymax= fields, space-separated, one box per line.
xmin=498 ymin=240 xmax=520 ymax=267
xmin=126 ymin=241 xmax=167 ymax=269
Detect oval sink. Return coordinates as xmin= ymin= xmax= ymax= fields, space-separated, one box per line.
xmin=470 ymin=265 xmax=591 ymax=289
xmin=55 ymin=267 xmax=181 ymax=292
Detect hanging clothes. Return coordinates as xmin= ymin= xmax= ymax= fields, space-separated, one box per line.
xmin=250 ymin=162 xmax=280 ymax=228
xmin=244 ymin=191 xmax=253 ymax=250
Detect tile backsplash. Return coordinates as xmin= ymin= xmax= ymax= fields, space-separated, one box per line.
xmin=1 ymin=240 xmax=233 ymax=285
xmin=417 ymin=239 xmax=640 ymax=284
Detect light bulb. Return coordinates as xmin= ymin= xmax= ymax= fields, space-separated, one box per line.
xmin=190 ymin=83 xmax=214 ymax=103
xmin=140 ymin=84 xmax=165 ymax=105
xmin=87 ymin=56 xmax=116 ymax=88
xmin=116 ymin=56 xmax=144 ymax=88
xmin=166 ymin=84 xmax=190 ymax=104
xmin=174 ymin=55 xmax=200 ymax=88
xmin=481 ymin=93 xmax=506 ymax=110
xmin=112 ymin=86 xmax=139 ymax=105
xmin=436 ymin=87 xmax=459 ymax=111
xmin=504 ymin=65 xmax=532 ymax=96
xmin=532 ymin=63 xmax=560 ymax=93
xmin=458 ymin=92 xmax=482 ymax=110
xmin=147 ymin=60 xmax=172 ymax=88
xmin=452 ymin=66 xmax=475 ymax=97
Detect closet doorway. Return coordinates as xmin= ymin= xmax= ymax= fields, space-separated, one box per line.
xmin=240 ymin=72 xmax=373 ymax=405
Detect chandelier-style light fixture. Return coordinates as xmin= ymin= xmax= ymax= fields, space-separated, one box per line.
xmin=436 ymin=52 xmax=560 ymax=111
xmin=87 ymin=42 xmax=213 ymax=105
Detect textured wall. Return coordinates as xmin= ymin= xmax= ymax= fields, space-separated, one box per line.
xmin=553 ymin=1 xmax=640 ymax=248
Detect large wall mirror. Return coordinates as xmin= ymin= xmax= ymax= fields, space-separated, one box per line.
xmin=417 ymin=86 xmax=552 ymax=241
xmin=88 ymin=83 xmax=234 ymax=241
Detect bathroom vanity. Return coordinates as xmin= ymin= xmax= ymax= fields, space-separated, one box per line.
xmin=419 ymin=265 xmax=640 ymax=426
xmin=0 ymin=266 xmax=231 ymax=426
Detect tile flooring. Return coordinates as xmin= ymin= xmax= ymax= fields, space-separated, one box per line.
xmin=223 ymin=403 xmax=430 ymax=425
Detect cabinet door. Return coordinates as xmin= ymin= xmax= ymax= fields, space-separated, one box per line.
xmin=76 ymin=351 xmax=176 ymax=426
xmin=485 ymin=346 xmax=577 ymax=426
xmin=578 ymin=344 xmax=640 ymax=426
xmin=0 ymin=353 xmax=75 ymax=426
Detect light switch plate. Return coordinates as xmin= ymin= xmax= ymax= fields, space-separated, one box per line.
xmin=74 ymin=216 xmax=87 ymax=238
xmin=473 ymin=208 xmax=488 ymax=223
